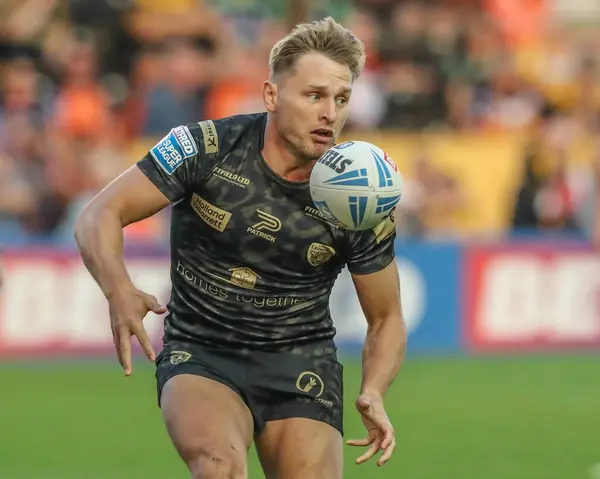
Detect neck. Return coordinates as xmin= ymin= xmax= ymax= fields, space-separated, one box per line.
xmin=262 ymin=115 xmax=315 ymax=182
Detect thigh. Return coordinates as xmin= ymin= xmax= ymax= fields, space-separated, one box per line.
xmin=157 ymin=347 xmax=254 ymax=478
xmin=247 ymin=346 xmax=344 ymax=478
xmin=255 ymin=417 xmax=343 ymax=479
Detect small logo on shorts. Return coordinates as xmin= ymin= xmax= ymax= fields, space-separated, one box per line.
xmin=306 ymin=243 xmax=336 ymax=267
xmin=169 ymin=351 xmax=192 ymax=365
xmin=296 ymin=371 xmax=325 ymax=398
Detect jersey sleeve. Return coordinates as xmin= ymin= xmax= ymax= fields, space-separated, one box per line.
xmin=136 ymin=120 xmax=223 ymax=203
xmin=344 ymin=214 xmax=397 ymax=275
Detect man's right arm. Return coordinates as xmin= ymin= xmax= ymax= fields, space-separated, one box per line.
xmin=75 ymin=121 xmax=228 ymax=374
xmin=75 ymin=120 xmax=224 ymax=297
xmin=74 ymin=166 xmax=170 ymax=300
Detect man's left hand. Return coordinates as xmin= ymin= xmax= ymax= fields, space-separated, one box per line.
xmin=346 ymin=393 xmax=396 ymax=466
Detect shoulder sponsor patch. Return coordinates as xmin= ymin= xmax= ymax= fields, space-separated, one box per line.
xmin=150 ymin=125 xmax=198 ymax=175
xmin=198 ymin=120 xmax=219 ymax=154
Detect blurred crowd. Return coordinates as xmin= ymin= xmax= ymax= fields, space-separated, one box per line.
xmin=0 ymin=0 xmax=599 ymax=245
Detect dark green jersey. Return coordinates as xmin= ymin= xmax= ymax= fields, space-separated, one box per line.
xmin=137 ymin=113 xmax=396 ymax=350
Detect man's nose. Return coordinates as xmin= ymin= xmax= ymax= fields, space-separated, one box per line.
xmin=319 ymin=99 xmax=337 ymax=124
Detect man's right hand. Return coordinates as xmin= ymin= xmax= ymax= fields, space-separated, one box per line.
xmin=108 ymin=287 xmax=167 ymax=376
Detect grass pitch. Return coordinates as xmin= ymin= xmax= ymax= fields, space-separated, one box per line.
xmin=0 ymin=354 xmax=598 ymax=479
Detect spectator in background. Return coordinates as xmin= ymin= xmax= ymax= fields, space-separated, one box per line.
xmin=0 ymin=56 xmax=59 ymax=235
xmin=124 ymin=0 xmax=221 ymax=48
xmin=511 ymin=105 xmax=584 ymax=236
xmin=479 ymin=55 xmax=543 ymax=131
xmin=0 ymin=0 xmax=65 ymax=62
xmin=378 ymin=2 xmax=442 ymax=130
xmin=534 ymin=150 xmax=580 ymax=233
xmin=396 ymin=153 xmax=466 ymax=238
xmin=0 ymin=0 xmax=597 ymax=245
xmin=202 ymin=20 xmax=280 ymax=120
xmin=134 ymin=38 xmax=214 ymax=136
xmin=344 ymin=9 xmax=386 ymax=131
xmin=511 ymin=145 xmax=543 ymax=231
xmin=65 ymin=0 xmax=136 ymax=79
xmin=40 ymin=35 xmax=127 ymax=241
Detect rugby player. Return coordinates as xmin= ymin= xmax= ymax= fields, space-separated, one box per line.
xmin=75 ymin=17 xmax=407 ymax=479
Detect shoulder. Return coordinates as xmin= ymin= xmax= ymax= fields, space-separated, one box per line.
xmin=187 ymin=112 xmax=267 ymax=158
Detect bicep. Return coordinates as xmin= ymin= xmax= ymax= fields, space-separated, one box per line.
xmin=86 ymin=165 xmax=171 ymax=226
xmin=351 ymin=261 xmax=402 ymax=326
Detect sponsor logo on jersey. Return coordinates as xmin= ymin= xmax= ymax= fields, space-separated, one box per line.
xmin=150 ymin=125 xmax=197 ymax=175
xmin=247 ymin=209 xmax=281 ymax=242
xmin=229 ymin=267 xmax=261 ymax=290
xmin=190 ymin=194 xmax=231 ymax=232
xmin=304 ymin=205 xmax=340 ymax=227
xmin=373 ymin=211 xmax=396 ymax=244
xmin=177 ymin=260 xmax=309 ymax=308
xmin=213 ymin=167 xmax=250 ymax=188
xmin=307 ymin=243 xmax=336 ymax=267
xmin=318 ymin=149 xmax=353 ymax=174
xmin=198 ymin=120 xmax=219 ymax=154
xmin=173 ymin=126 xmax=197 ymax=156
xmin=311 ymin=201 xmax=344 ymax=227
xmin=169 ymin=351 xmax=192 ymax=365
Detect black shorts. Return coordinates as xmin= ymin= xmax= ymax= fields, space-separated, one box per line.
xmin=155 ymin=340 xmax=344 ymax=436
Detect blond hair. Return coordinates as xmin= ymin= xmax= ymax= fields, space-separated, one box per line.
xmin=269 ymin=17 xmax=366 ymax=81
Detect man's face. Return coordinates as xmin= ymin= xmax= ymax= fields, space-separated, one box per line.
xmin=269 ymin=53 xmax=353 ymax=161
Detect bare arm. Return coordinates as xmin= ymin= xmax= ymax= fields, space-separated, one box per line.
xmin=347 ymin=260 xmax=405 ymax=466
xmin=74 ymin=165 xmax=170 ymax=300
xmin=352 ymin=260 xmax=406 ymax=398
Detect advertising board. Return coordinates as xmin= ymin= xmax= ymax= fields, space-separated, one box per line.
xmin=0 ymin=243 xmax=462 ymax=357
xmin=464 ymin=244 xmax=600 ymax=352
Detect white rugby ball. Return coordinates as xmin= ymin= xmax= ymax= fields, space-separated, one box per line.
xmin=309 ymin=141 xmax=403 ymax=230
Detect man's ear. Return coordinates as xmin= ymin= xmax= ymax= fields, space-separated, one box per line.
xmin=262 ymin=80 xmax=277 ymax=112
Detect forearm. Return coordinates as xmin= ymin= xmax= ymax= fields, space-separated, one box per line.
xmin=360 ymin=315 xmax=407 ymax=398
xmin=74 ymin=206 xmax=134 ymax=300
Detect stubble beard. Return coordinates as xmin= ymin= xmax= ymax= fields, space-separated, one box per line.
xmin=277 ymin=121 xmax=323 ymax=164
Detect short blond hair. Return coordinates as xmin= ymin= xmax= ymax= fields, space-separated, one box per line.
xmin=269 ymin=17 xmax=366 ymax=82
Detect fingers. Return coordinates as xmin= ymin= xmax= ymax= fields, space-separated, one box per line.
xmin=350 ymin=430 xmax=396 ymax=467
xmin=355 ymin=438 xmax=382 ymax=465
xmin=346 ymin=436 xmax=374 ymax=447
xmin=132 ymin=323 xmax=156 ymax=362
xmin=118 ymin=326 xmax=132 ymax=376
xmin=377 ymin=436 xmax=396 ymax=467
xmin=145 ymin=294 xmax=167 ymax=315
xmin=380 ymin=425 xmax=395 ymax=450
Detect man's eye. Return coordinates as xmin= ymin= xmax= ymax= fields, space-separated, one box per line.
xmin=308 ymin=93 xmax=321 ymax=101
xmin=336 ymin=97 xmax=348 ymax=106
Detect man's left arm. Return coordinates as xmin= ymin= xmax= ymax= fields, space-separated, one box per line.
xmin=352 ymin=260 xmax=406 ymax=400
xmin=343 ymin=214 xmax=405 ymax=466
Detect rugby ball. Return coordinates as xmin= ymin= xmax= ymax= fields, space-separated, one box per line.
xmin=309 ymin=141 xmax=403 ymax=230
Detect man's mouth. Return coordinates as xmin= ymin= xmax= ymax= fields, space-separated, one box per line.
xmin=311 ymin=128 xmax=334 ymax=143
